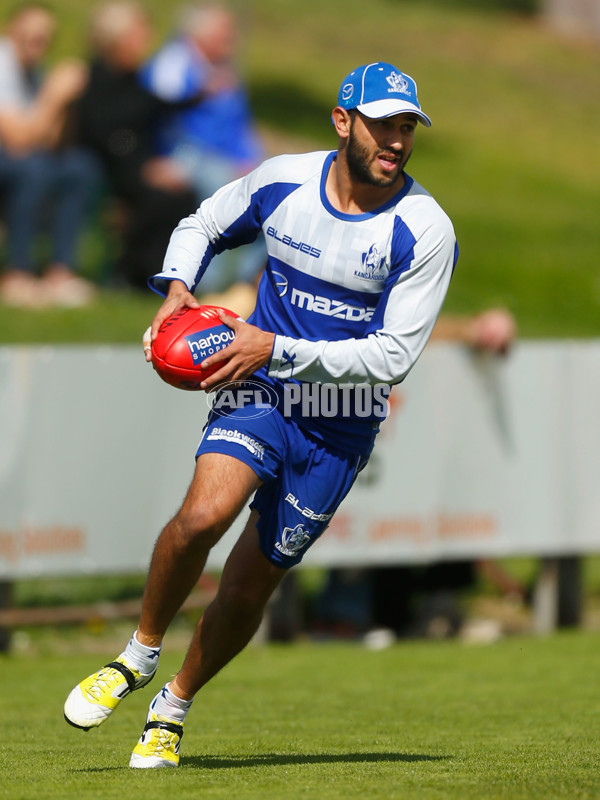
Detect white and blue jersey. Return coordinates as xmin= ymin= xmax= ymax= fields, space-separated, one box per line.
xmin=150 ymin=150 xmax=457 ymax=567
xmin=150 ymin=150 xmax=458 ymax=455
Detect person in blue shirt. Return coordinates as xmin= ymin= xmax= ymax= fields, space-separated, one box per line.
xmin=141 ymin=2 xmax=266 ymax=294
xmin=65 ymin=61 xmax=458 ymax=769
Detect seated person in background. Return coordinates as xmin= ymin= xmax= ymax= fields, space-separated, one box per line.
xmin=141 ymin=1 xmax=266 ymax=298
xmin=75 ymin=1 xmax=197 ymax=289
xmin=0 ymin=3 xmax=99 ymax=308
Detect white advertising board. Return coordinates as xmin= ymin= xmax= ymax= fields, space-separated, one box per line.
xmin=1 ymin=342 xmax=599 ymax=578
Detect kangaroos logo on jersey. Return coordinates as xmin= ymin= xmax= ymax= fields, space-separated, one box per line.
xmin=354 ymin=244 xmax=387 ymax=281
xmin=275 ymin=523 xmax=311 ymax=558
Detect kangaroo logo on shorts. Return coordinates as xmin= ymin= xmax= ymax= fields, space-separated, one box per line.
xmin=276 ymin=523 xmax=311 ymax=557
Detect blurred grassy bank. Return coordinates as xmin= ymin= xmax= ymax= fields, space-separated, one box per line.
xmin=1 ymin=0 xmax=598 ymax=340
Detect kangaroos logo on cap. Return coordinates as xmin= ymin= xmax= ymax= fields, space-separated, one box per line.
xmin=386 ymin=71 xmax=410 ymax=95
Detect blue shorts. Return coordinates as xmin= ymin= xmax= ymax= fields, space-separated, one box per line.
xmin=196 ymin=404 xmax=370 ymax=568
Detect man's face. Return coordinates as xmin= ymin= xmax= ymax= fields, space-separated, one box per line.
xmin=346 ymin=111 xmax=417 ymax=189
xmin=193 ymin=10 xmax=237 ymax=64
xmin=109 ymin=11 xmax=153 ymax=71
xmin=9 ymin=8 xmax=56 ymax=69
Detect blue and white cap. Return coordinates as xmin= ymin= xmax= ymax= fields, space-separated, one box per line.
xmin=337 ymin=62 xmax=432 ymax=127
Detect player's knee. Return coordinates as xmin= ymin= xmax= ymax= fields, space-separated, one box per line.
xmin=171 ymin=505 xmax=230 ymax=552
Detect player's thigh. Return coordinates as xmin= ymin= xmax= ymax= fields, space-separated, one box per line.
xmin=217 ymin=509 xmax=287 ymax=610
xmin=178 ymin=452 xmax=263 ymax=537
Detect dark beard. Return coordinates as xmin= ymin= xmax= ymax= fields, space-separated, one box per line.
xmin=346 ymin=124 xmax=410 ymax=189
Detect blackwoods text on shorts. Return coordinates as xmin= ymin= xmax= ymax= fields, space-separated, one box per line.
xmin=208 ymin=380 xmax=390 ymax=419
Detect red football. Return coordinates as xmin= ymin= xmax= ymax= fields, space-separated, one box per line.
xmin=151 ymin=305 xmax=239 ymax=390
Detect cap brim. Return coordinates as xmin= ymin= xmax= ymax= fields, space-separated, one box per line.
xmin=357 ymin=99 xmax=432 ymax=127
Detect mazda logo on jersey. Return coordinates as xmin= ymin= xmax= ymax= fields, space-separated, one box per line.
xmin=290 ymin=288 xmax=375 ymax=322
xmin=272 ymin=271 xmax=288 ymax=297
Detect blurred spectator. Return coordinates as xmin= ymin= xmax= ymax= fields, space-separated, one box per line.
xmin=75 ymin=1 xmax=197 ymax=289
xmin=0 ymin=3 xmax=99 ymax=308
xmin=429 ymin=307 xmax=517 ymax=355
xmin=141 ymin=1 xmax=267 ymax=295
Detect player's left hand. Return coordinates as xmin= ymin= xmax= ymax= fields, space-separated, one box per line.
xmin=199 ymin=309 xmax=275 ymax=390
xmin=144 ymin=279 xmax=201 ymax=362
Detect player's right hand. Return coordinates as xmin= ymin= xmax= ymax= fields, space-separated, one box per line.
xmin=146 ymin=280 xmax=200 ymax=362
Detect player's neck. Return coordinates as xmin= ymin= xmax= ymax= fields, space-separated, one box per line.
xmin=326 ymin=155 xmax=405 ymax=214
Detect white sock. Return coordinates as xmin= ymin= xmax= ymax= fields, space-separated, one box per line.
xmin=122 ymin=630 xmax=161 ymax=676
xmin=150 ymin=683 xmax=193 ymax=723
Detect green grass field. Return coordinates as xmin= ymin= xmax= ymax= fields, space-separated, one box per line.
xmin=1 ymin=630 xmax=599 ymax=799
xmin=2 ymin=5 xmax=599 ymax=795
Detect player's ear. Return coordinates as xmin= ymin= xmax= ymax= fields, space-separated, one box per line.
xmin=332 ymin=106 xmax=352 ymax=139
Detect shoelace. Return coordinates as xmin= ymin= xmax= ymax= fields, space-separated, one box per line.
xmin=142 ymin=726 xmax=179 ymax=756
xmin=155 ymin=728 xmax=177 ymax=756
xmin=83 ymin=666 xmax=125 ymax=702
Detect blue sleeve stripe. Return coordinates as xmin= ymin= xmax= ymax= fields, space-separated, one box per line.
xmin=219 ymin=180 xmax=302 ymax=251
xmin=192 ymin=181 xmax=301 ymax=290
xmin=367 ymin=216 xmax=416 ymax=330
xmin=192 ymin=242 xmax=217 ymax=291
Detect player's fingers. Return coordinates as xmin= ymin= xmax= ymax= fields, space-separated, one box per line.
xmin=150 ymin=301 xmax=179 ymax=340
xmin=200 ymin=347 xmax=234 ymax=377
xmin=200 ymin=364 xmax=231 ymax=391
xmin=150 ymin=313 xmax=167 ymax=342
xmin=142 ymin=326 xmax=152 ymax=362
xmin=151 ymin=290 xmax=199 ymax=339
xmin=202 ymin=347 xmax=249 ymax=389
xmin=185 ymin=293 xmax=201 ymax=309
xmin=216 ymin=309 xmax=242 ymax=329
xmin=206 ymin=351 xmax=257 ymax=389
